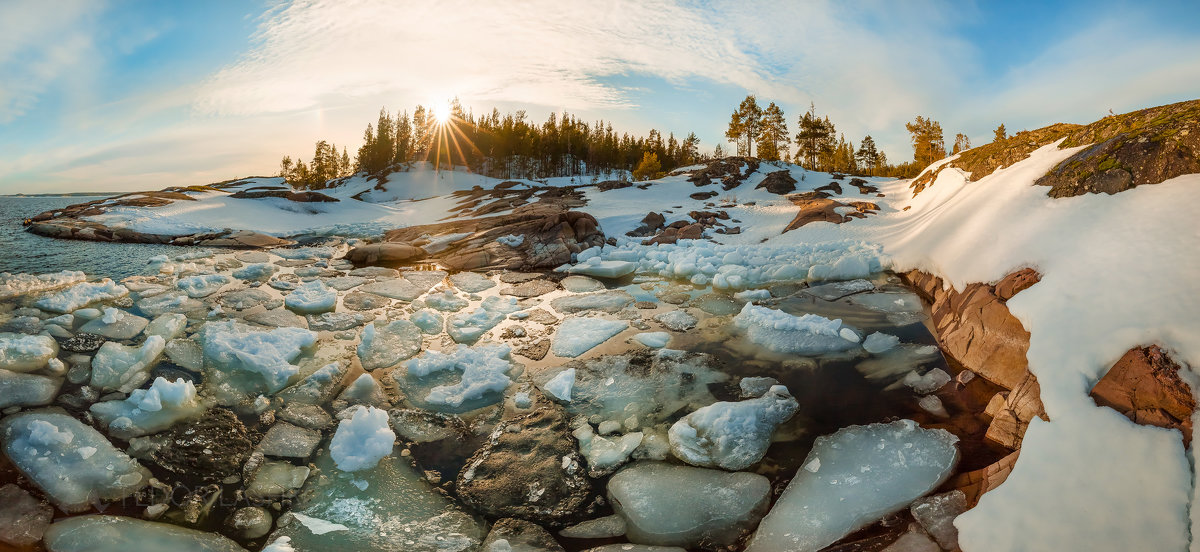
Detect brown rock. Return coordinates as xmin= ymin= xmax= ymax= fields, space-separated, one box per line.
xmin=951 ymin=450 xmax=1020 ymax=507
xmin=344 ymin=243 xmax=429 ymax=266
xmin=677 ymin=223 xmax=704 ymax=240
xmin=517 ymin=340 xmax=551 ymax=361
xmin=1091 ymin=345 xmax=1196 ymax=442
xmin=756 ymin=170 xmax=798 ymax=194
xmin=984 ymin=372 xmax=1046 ymax=449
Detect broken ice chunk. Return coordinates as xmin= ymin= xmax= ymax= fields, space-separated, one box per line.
xmin=284 ymin=281 xmax=337 ymax=315
xmin=197 ymin=320 xmax=317 ymax=397
xmin=34 ymin=279 xmax=129 ymax=313
xmin=0 ymin=332 xmax=59 ymax=373
xmin=177 ymin=274 xmax=232 ymax=298
xmin=89 ymin=336 xmax=166 ymax=393
xmin=329 ymin=406 xmax=395 ymax=472
xmin=668 ymin=385 xmax=799 ymax=470
xmin=746 ymin=420 xmax=959 ymax=552
xmin=544 ymin=368 xmax=576 ymax=402
xmin=356 ymin=320 xmax=422 ymax=371
xmin=732 ymin=304 xmax=859 ymax=354
xmin=551 ymin=318 xmax=627 ymax=358
xmin=0 ymin=369 xmax=63 ymax=409
xmin=42 ymin=515 xmax=247 ymax=551
xmin=402 ymin=344 xmax=515 ymax=411
xmin=90 ymin=377 xmax=207 ymax=439
xmin=79 ymin=308 xmax=148 ymax=340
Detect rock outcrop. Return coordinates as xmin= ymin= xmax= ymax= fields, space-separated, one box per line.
xmin=1090 ymin=345 xmax=1195 ymax=441
xmin=685 ymin=157 xmax=759 ymax=190
xmin=783 ymin=191 xmax=879 ymax=232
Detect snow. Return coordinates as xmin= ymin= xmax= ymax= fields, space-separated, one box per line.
xmin=0 ymin=333 xmax=59 ymax=373
xmin=747 ymin=420 xmax=959 ymax=552
xmin=0 ymin=270 xmax=86 ymax=300
xmin=403 ymin=344 xmax=515 ymax=409
xmin=0 ymin=412 xmax=151 ymax=513
xmin=732 ymin=304 xmax=859 ymax=354
xmin=552 ymin=317 xmax=628 ymax=358
xmin=356 ymin=320 xmax=422 ymax=370
xmin=34 ymin=279 xmax=129 ymax=313
xmin=90 ymin=377 xmax=206 ymax=439
xmin=633 ymin=332 xmax=671 ymax=348
xmin=197 ymin=321 xmax=318 ymax=396
xmin=668 ymin=385 xmax=798 ymax=470
xmin=608 ymin=462 xmax=771 ymax=549
xmin=284 ymin=280 xmax=337 ymax=314
xmin=176 ymin=274 xmax=231 ymax=298
xmin=329 ymin=406 xmax=396 ymax=472
xmin=496 ymin=234 xmax=525 ymax=247
xmin=544 ymin=368 xmax=576 ymax=401
xmin=89 ymin=336 xmax=166 ymax=393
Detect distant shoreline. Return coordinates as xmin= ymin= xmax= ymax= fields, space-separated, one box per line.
xmin=2 ymin=192 xmax=126 ymax=198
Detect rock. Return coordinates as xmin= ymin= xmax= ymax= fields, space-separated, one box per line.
xmin=483 ymin=518 xmax=566 ymax=552
xmin=783 ymin=194 xmax=879 ymax=232
xmin=457 ymin=406 xmax=594 ymax=525
xmin=0 ymin=484 xmax=54 ymax=547
xmin=60 ymin=332 xmax=105 ymax=353
xmin=608 ymin=462 xmax=770 ymax=550
xmin=984 ymin=371 xmax=1045 ymax=449
xmin=229 ymin=506 xmax=274 ymax=539
xmin=755 ymin=170 xmax=797 ymax=194
xmin=502 ymin=279 xmax=559 ymax=298
xmin=149 ymin=408 xmax=255 ymax=482
xmin=517 ymin=339 xmax=551 ymax=361
xmin=344 ymin=243 xmax=429 ymax=266
xmin=949 ymin=450 xmax=1020 ymax=507
xmin=910 ymin=490 xmax=968 ymax=550
xmin=1090 ymin=344 xmax=1195 ymax=440
xmin=562 ymin=275 xmax=605 ymax=293
xmin=258 ymin=422 xmax=322 ymax=459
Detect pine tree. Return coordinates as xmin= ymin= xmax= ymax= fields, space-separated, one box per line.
xmin=856 ymin=135 xmax=879 ymax=171
xmin=725 ymin=110 xmax=744 ymax=157
xmin=394 ymin=111 xmax=413 ymax=165
xmin=795 ymin=103 xmax=836 ymax=170
xmin=735 ymin=95 xmax=762 ymax=157
xmin=632 ymin=152 xmax=661 ymax=181
xmin=906 ymin=116 xmax=946 ymax=168
xmin=681 ymin=132 xmax=700 ymax=166
xmin=713 ymin=143 xmax=726 ymax=159
xmin=279 ymin=156 xmax=294 ymax=179
xmin=952 ymin=133 xmax=971 ymax=155
xmin=756 ymin=102 xmax=789 ymax=161
xmin=993 ymin=124 xmax=1007 ymax=142
xmin=413 ymin=106 xmax=430 ymax=157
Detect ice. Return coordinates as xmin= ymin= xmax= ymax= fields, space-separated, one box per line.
xmin=232 ymin=262 xmax=278 ymax=282
xmin=284 ymin=281 xmax=337 ymax=314
xmin=573 ymin=423 xmax=642 ymax=476
xmin=259 ymin=423 xmax=322 ymax=459
xmin=268 ymin=446 xmax=487 ymax=552
xmin=546 ymin=351 xmax=727 ymax=428
xmin=917 ymin=395 xmax=949 ymax=417
xmin=447 ymin=296 xmax=520 ymax=344
xmin=0 ymin=412 xmax=151 ymax=512
xmin=863 ymin=332 xmax=900 ymax=354
xmin=803 ymin=279 xmax=876 ymax=301
xmin=856 ymin=345 xmax=942 ymax=381
xmin=561 ymin=514 xmax=628 ymax=538
xmin=402 ymin=344 xmax=515 ymax=411
xmin=562 ymin=275 xmax=605 ymax=293
xmin=42 ymin=515 xmax=247 ymax=552
xmin=551 ymin=290 xmax=634 ymax=313
xmin=136 ymin=292 xmax=203 ymax=317
xmin=882 ymin=530 xmax=941 ymax=552
xmin=411 ymin=309 xmax=444 ymax=334
xmin=0 ymin=333 xmax=59 ymax=372
xmin=910 ymin=490 xmax=967 ymax=550
xmin=0 ymin=483 xmax=53 ymax=547
xmin=197 ymin=321 xmax=318 ymax=398
xmin=79 ymin=308 xmax=148 ymax=340
xmin=221 ymin=289 xmax=278 ymax=310
xmin=567 ymin=259 xmax=638 ymax=279
xmin=359 ymin=277 xmax=432 ymax=301
xmin=544 ymin=368 xmax=576 ymax=401
xmin=330 ymin=406 xmax=396 ymax=472
xmin=357 ymin=320 xmax=422 ymax=370
xmin=0 ymin=369 xmax=63 ymax=408
xmin=732 ymin=304 xmax=859 ymax=355
xmin=733 ymin=289 xmax=772 ymax=302
xmin=633 ymin=331 xmax=670 ymax=348
xmin=90 ymin=336 xmax=166 ymax=392
xmin=177 ymin=274 xmax=232 ymax=298
xmin=34 ymin=279 xmax=129 ymax=313
xmin=746 ymin=420 xmax=959 ymax=552
xmin=425 ymin=289 xmax=469 ymax=312
xmin=902 ymin=368 xmax=951 ymax=394
xmin=278 ymin=362 xmax=346 ymax=405
xmin=164 ymin=338 xmax=203 ymax=371
xmin=0 ymin=270 xmax=86 ymax=300
xmin=668 ymin=384 xmax=798 ymax=470
xmin=496 ymin=234 xmax=525 ymax=247
xmin=246 ymin=461 xmax=310 ymax=500
xmin=90 ymin=377 xmax=206 ymax=439
xmin=448 ymin=271 xmax=495 ymax=293
xmin=653 ymin=310 xmax=697 ymax=331
xmin=608 ymin=462 xmax=770 ymax=548
xmin=552 ymin=318 xmax=628 ymax=358
xmin=144 ymin=313 xmax=188 ymax=341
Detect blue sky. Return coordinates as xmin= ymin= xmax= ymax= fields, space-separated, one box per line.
xmin=1 ymin=0 xmax=1198 ymax=193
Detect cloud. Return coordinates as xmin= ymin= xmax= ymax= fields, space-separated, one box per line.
xmin=0 ymin=0 xmax=104 ymax=123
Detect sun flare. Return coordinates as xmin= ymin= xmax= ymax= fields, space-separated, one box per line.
xmin=433 ymin=102 xmax=451 ymax=125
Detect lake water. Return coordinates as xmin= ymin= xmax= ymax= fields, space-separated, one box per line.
xmin=0 ymin=196 xmax=189 ymax=279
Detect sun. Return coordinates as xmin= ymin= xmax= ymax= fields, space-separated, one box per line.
xmin=433 ymin=101 xmax=451 ymax=125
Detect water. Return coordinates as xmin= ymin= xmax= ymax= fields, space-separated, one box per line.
xmin=0 ymin=196 xmax=188 ymax=279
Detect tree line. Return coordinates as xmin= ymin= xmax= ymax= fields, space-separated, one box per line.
xmin=279 ymin=99 xmax=705 ymax=188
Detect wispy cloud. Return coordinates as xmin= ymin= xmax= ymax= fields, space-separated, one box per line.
xmin=0 ymin=0 xmax=105 ymax=123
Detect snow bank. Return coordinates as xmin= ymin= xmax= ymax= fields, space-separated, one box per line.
xmin=329 ymin=406 xmax=395 ymax=472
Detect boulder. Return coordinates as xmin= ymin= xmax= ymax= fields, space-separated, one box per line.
xmin=755 ymin=170 xmax=797 ymax=194
xmin=1090 ymin=345 xmax=1195 ymax=441
xmin=344 ymin=243 xmax=429 ymax=266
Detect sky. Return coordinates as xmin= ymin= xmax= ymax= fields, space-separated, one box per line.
xmin=1 ymin=0 xmax=1198 ymax=194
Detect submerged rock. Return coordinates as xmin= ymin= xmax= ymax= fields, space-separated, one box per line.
xmin=149 ymin=408 xmax=255 ymax=482
xmin=483 ymin=518 xmax=566 ymax=552
xmin=608 ymin=462 xmax=770 ymax=550
xmin=457 ymin=406 xmax=594 ymax=525
xmin=0 ymin=483 xmax=54 ymax=547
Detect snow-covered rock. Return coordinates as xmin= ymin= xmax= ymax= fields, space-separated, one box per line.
xmin=746 ymin=420 xmax=959 ymax=552
xmin=356 ymin=320 xmax=422 ymax=370
xmin=551 ymin=318 xmax=627 ymax=358
xmin=403 ymin=344 xmax=515 ymax=411
xmin=43 ymin=515 xmax=247 ymax=552
xmin=284 ymin=281 xmax=337 ymax=314
xmin=0 ymin=333 xmax=59 ymax=372
xmin=0 ymin=411 xmax=151 ymax=512
xmin=329 ymin=406 xmax=395 ymax=472
xmin=732 ymin=304 xmax=859 ymax=354
xmin=668 ymin=384 xmax=798 ymax=470
xmin=89 ymin=336 xmax=166 ymax=392
xmin=608 ymin=462 xmax=770 ymax=548
xmin=90 ymin=377 xmax=207 ymax=439
xmin=34 ymin=279 xmax=129 ymax=313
